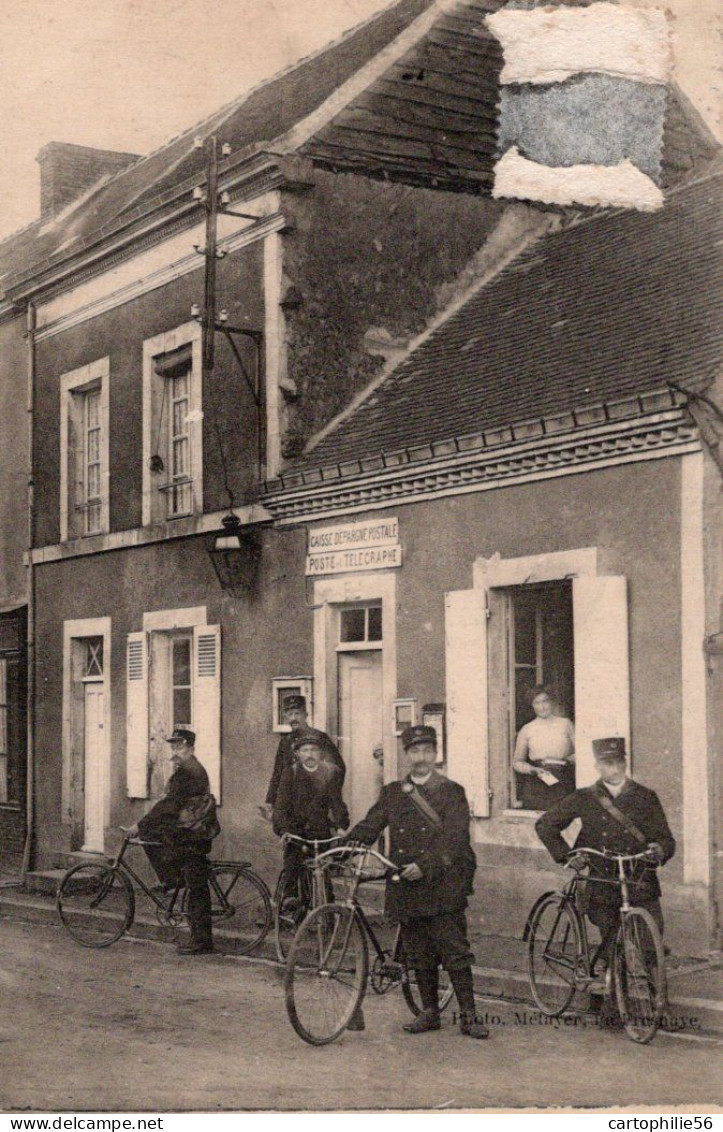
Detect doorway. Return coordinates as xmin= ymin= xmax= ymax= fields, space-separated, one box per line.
xmin=337 ymin=605 xmax=383 ymax=825
xmin=63 ymin=620 xmax=111 ymax=854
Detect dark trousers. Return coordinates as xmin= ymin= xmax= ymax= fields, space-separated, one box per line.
xmin=144 ymin=840 xmax=212 ymax=946
xmin=282 ymin=841 xmax=334 ymax=904
xmin=588 ymin=893 xmax=664 ymax=960
xmin=400 ymin=911 xmax=475 ymax=974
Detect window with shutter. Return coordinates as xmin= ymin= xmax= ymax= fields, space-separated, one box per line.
xmin=193 ymin=625 xmax=221 ymax=801
xmin=572 ymin=576 xmax=630 ymax=786
xmin=126 ymin=631 xmax=149 ymax=798
xmin=445 ymin=588 xmax=490 ymax=817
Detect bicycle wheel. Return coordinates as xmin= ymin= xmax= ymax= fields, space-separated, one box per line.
xmin=57 ymin=862 xmax=135 ymax=948
xmin=613 ymin=908 xmax=666 ymax=1044
xmin=273 ymin=867 xmax=312 ymax=962
xmin=527 ymin=894 xmax=583 ymax=1015
xmin=285 ymin=903 xmax=368 ymax=1046
xmin=208 ymin=867 xmax=272 ymax=955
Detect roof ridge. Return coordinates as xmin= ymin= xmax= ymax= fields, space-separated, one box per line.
xmin=43 ymin=0 xmax=426 ymax=219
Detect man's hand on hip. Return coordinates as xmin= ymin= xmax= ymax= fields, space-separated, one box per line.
xmin=400 ymin=863 xmax=423 ymax=882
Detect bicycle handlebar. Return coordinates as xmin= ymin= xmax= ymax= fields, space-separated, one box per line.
xmin=313 ymin=844 xmax=401 ymax=881
xmin=566 ymin=848 xmax=658 ymax=866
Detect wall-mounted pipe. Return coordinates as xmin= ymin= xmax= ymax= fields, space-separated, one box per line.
xmin=21 ymin=301 xmax=36 ymax=882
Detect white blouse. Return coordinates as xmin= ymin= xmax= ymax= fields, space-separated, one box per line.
xmin=514 ymin=715 xmax=575 ymax=765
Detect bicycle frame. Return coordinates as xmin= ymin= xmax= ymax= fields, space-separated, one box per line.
xmin=105 ymin=836 xmax=186 ymax=915
xmin=531 ymin=849 xmax=659 ymax=988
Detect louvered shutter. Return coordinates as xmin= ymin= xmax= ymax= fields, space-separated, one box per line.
xmin=193 ymin=624 xmax=221 ymax=801
xmin=572 ymin=576 xmax=630 ymax=786
xmin=126 ymin=631 xmax=149 ymax=798
xmin=445 ymin=588 xmax=490 ymax=817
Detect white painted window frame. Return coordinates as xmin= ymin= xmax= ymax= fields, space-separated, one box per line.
xmin=59 ymin=358 xmax=110 ymax=541
xmin=142 ymin=322 xmax=203 ymax=527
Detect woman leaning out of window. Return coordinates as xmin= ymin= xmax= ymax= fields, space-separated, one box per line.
xmin=513 ymin=686 xmax=575 ymax=811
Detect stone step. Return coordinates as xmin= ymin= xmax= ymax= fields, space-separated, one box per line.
xmin=24 ymin=869 xmax=67 ymax=897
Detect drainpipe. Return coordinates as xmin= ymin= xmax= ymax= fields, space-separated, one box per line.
xmin=21 ymin=301 xmax=36 ymax=883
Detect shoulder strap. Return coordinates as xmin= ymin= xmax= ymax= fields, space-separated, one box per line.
xmin=588 ymin=785 xmax=647 ymax=845
xmin=407 ymin=784 xmax=443 ymax=829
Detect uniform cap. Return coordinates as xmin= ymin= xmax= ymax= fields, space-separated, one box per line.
xmin=283 ymin=694 xmax=307 ymax=712
xmin=292 ymin=727 xmax=326 ymax=753
xmin=592 ymin=736 xmax=626 ymax=762
xmin=167 ymin=728 xmax=195 ymax=746
xmin=401 ymin=724 xmax=437 ymax=750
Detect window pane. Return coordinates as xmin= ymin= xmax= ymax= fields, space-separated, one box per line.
xmin=514 ymin=592 xmax=538 ymax=666
xmin=86 ymin=390 xmax=100 ymax=427
xmin=173 ymin=689 xmax=192 ymax=729
xmin=85 ymin=638 xmax=103 ymax=679
xmin=368 ymin=605 xmax=383 ymax=641
xmin=172 ymin=437 xmax=189 ymax=477
xmin=0 ymin=753 xmax=6 ymax=804
xmin=173 ymin=399 xmax=188 ymax=436
xmin=173 ymin=638 xmax=191 ymax=686
xmin=340 ymin=608 xmax=365 ymax=643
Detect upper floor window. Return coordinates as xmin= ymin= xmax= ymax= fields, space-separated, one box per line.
xmin=60 ymin=358 xmax=110 ymax=541
xmin=142 ymin=324 xmax=202 ymax=527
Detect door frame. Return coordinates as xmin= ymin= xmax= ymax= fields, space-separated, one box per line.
xmin=62 ymin=616 xmax=112 ymax=851
xmin=313 ymin=573 xmax=397 ymax=786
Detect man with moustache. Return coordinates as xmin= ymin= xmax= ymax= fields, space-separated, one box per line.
xmin=261 ymin=694 xmax=344 ymax=819
xmin=346 ymin=725 xmax=489 ymax=1039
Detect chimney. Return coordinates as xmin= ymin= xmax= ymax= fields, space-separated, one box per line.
xmin=36 ymin=141 xmax=141 ymax=219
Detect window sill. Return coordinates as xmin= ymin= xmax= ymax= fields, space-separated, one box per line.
xmin=0 ymin=801 xmax=23 ymax=812
xmin=501 ymin=808 xmax=544 ymax=822
xmin=29 ymin=504 xmax=274 ymax=565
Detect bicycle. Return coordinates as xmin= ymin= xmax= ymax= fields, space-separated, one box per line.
xmin=57 ymin=829 xmax=272 ymax=954
xmin=524 ymin=848 xmax=667 ymax=1044
xmin=284 ymin=845 xmax=454 ymax=1045
xmin=272 ymin=833 xmax=344 ymax=962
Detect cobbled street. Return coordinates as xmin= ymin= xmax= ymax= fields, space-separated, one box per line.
xmin=1 ymin=919 xmax=720 ymax=1113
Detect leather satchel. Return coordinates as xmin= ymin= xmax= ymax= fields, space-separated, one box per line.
xmin=177 ymin=793 xmax=221 ymax=840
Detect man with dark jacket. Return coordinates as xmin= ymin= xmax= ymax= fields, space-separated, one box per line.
xmin=347 ymin=725 xmax=489 ymax=1039
xmin=262 ymin=695 xmax=345 ymax=817
xmin=128 ymin=728 xmax=216 ymax=955
xmin=273 ymin=728 xmax=349 ymax=885
xmin=535 ymin=736 xmax=676 ymax=951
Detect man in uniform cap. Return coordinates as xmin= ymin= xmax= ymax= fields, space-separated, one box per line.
xmin=128 ymin=728 xmax=216 ymax=954
xmin=346 ymin=724 xmax=489 ymax=1039
xmin=536 ymin=736 xmax=675 ymax=959
xmin=261 ymin=694 xmax=345 ymax=818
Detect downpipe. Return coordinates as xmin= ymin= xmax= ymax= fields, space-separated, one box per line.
xmin=20 ymin=301 xmax=36 ymax=884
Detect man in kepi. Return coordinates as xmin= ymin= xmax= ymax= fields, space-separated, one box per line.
xmin=128 ymin=728 xmax=216 ymax=955
xmin=347 ymin=725 xmax=489 ymax=1039
xmin=261 ymin=694 xmax=345 ymax=819
xmin=535 ymin=736 xmax=675 ymax=956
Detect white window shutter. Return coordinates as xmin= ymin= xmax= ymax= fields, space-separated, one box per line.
xmin=445 ymin=588 xmax=489 ymax=817
xmin=193 ymin=624 xmax=221 ymax=801
xmin=572 ymin=576 xmax=630 ymax=786
xmin=126 ymin=631 xmax=149 ymax=798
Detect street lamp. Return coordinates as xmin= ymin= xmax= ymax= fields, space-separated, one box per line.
xmin=207 ymin=513 xmax=260 ymax=595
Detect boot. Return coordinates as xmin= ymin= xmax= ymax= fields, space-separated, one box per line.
xmin=403 ymin=968 xmax=441 ymax=1034
xmin=346 ymin=1005 xmax=366 ymax=1031
xmin=450 ymin=967 xmax=490 ymax=1040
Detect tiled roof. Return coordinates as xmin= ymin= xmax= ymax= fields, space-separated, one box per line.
xmin=0 ymin=0 xmax=716 ymax=300
xmin=0 ymin=0 xmax=436 ymax=294
xmin=292 ymin=163 xmax=723 ymax=475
